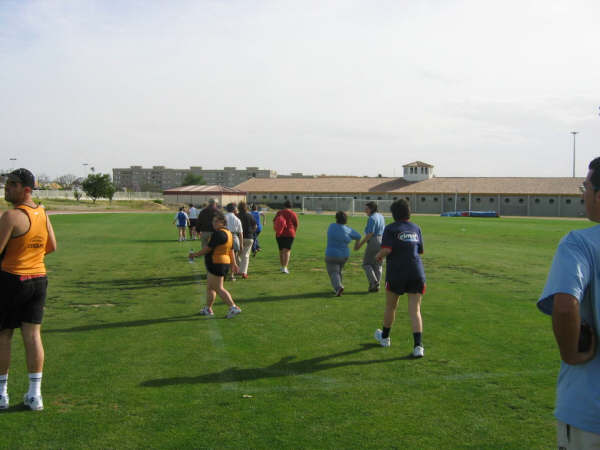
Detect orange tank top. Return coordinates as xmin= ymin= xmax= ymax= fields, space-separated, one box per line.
xmin=210 ymin=228 xmax=233 ymax=264
xmin=1 ymin=205 xmax=48 ymax=275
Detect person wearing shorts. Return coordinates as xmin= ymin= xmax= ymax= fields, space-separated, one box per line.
xmin=0 ymin=169 xmax=57 ymax=411
xmin=273 ymin=200 xmax=298 ymax=274
xmin=173 ymin=207 xmax=189 ymax=242
xmin=373 ymin=199 xmax=426 ymax=358
xmin=188 ymin=204 xmax=199 ymax=240
xmin=190 ymin=211 xmax=242 ymax=319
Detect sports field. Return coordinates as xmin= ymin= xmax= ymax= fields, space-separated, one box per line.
xmin=1 ymin=212 xmax=590 ymax=448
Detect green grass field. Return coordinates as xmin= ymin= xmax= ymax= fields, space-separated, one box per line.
xmin=0 ymin=212 xmax=590 ymax=449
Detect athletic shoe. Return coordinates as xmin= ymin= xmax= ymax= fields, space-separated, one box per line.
xmin=23 ymin=394 xmax=43 ymax=411
xmin=0 ymin=394 xmax=8 ymax=410
xmin=335 ymin=287 xmax=344 ymax=297
xmin=413 ymin=345 xmax=425 ymax=358
xmin=226 ymin=306 xmax=242 ymax=319
xmin=241 ymin=273 xmax=248 ymax=279
xmin=374 ymin=329 xmax=391 ymax=347
xmin=199 ymin=307 xmax=214 ymax=316
xmin=282 ymin=267 xmax=289 ymax=274
xmin=368 ymin=284 xmax=379 ymax=293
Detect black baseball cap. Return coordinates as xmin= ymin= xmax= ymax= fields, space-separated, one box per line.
xmin=7 ymin=168 xmax=35 ymax=188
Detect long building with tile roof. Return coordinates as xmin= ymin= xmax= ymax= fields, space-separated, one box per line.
xmin=234 ymin=162 xmax=585 ymax=218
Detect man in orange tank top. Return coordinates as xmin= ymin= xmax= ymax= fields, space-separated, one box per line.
xmin=0 ymin=169 xmax=57 ymax=411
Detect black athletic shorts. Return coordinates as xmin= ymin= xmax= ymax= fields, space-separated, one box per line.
xmin=189 ymin=218 xmax=197 ymax=228
xmin=0 ymin=271 xmax=47 ymax=329
xmin=205 ymin=262 xmax=230 ymax=277
xmin=276 ymin=236 xmax=294 ymax=250
xmin=385 ymin=278 xmax=426 ymax=296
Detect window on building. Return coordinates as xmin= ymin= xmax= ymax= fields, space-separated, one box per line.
xmin=295 ymin=196 xmax=300 ymax=200
xmin=433 ymin=197 xmax=438 ymax=202
xmin=581 ymin=199 xmax=584 ymax=204
xmin=476 ymin=198 xmax=481 ymax=203
xmin=490 ymin=198 xmax=495 ymax=203
xmin=284 ymin=195 xmax=288 ymax=199
xmin=565 ymin=199 xmax=571 ymax=204
xmin=253 ymin=195 xmax=257 ymax=199
xmin=448 ymin=197 xmax=453 ymax=202
xmin=549 ymin=198 xmax=555 ymax=204
xmin=504 ymin=198 xmax=510 ymax=203
xmin=405 ymin=197 xmax=410 ymax=201
xmin=421 ymin=197 xmax=426 ymax=202
xmin=377 ymin=196 xmax=382 ymax=200
xmin=519 ymin=198 xmax=524 ymax=204
xmin=366 ymin=196 xmax=370 ymax=200
xmin=274 ymin=195 xmax=278 ymax=199
xmin=534 ymin=198 xmax=540 ymax=204
xmin=460 ymin=197 xmax=466 ymax=202
xmin=262 ymin=195 xmax=267 ymax=199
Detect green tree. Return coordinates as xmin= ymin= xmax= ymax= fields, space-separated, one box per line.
xmin=106 ymin=183 xmax=116 ymax=204
xmin=182 ymin=173 xmax=205 ymax=186
xmin=82 ymin=173 xmax=113 ymax=204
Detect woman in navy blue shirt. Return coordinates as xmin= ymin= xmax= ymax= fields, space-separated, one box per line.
xmin=373 ymin=199 xmax=426 ymax=358
xmin=325 ymin=211 xmax=361 ymax=296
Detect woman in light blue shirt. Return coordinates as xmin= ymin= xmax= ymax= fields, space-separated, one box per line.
xmin=325 ymin=211 xmax=361 ymax=296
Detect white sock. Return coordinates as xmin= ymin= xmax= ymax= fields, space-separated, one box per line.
xmin=28 ymin=372 xmax=42 ymax=397
xmin=0 ymin=374 xmax=7 ymax=396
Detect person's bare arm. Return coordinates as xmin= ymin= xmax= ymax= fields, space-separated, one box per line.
xmin=45 ymin=215 xmax=57 ymax=254
xmin=0 ymin=210 xmax=16 ymax=254
xmin=355 ymin=232 xmax=374 ymax=250
xmin=375 ymin=247 xmax=391 ymax=263
xmin=552 ymin=293 xmax=597 ymax=365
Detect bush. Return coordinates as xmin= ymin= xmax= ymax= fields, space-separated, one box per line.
xmin=152 ymin=199 xmax=163 ymax=205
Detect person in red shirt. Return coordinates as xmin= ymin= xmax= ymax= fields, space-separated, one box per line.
xmin=273 ymin=200 xmax=299 ymax=274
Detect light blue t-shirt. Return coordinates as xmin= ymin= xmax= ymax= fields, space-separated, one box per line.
xmin=365 ymin=212 xmax=385 ymax=236
xmin=326 ymin=223 xmax=361 ymax=259
xmin=537 ymin=225 xmax=600 ymax=434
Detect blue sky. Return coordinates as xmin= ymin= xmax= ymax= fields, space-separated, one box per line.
xmin=1 ymin=0 xmax=599 ymax=179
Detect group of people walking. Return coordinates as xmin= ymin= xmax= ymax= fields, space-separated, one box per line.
xmin=183 ymin=197 xmax=425 ymax=358
xmin=325 ymin=200 xmax=425 ymax=358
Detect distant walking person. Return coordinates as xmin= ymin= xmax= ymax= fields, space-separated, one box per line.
xmin=224 ymin=203 xmax=243 ymax=281
xmin=236 ymin=201 xmax=256 ymax=279
xmin=250 ymin=204 xmax=265 ymax=256
xmin=173 ymin=207 xmax=189 ymax=242
xmin=325 ymin=211 xmax=361 ymax=296
xmin=190 ymin=211 xmax=242 ymax=319
xmin=188 ymin=204 xmax=199 ymax=240
xmin=373 ymin=199 xmax=425 ymax=358
xmin=537 ymin=157 xmax=600 ymax=448
xmin=0 ymin=169 xmax=57 ymax=411
xmin=355 ymin=201 xmax=385 ymax=292
xmin=273 ymin=200 xmax=299 ymax=274
xmin=196 ymin=199 xmax=218 ymax=248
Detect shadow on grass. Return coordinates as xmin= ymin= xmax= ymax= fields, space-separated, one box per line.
xmin=141 ymin=344 xmax=414 ymax=387
xmin=238 ymin=290 xmax=367 ymax=304
xmin=70 ymin=274 xmax=205 ymax=291
xmin=45 ymin=314 xmax=199 ymax=333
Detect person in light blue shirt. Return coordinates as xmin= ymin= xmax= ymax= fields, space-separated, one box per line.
xmin=325 ymin=211 xmax=361 ymax=296
xmin=355 ymin=201 xmax=386 ymax=292
xmin=537 ymin=157 xmax=600 ymax=448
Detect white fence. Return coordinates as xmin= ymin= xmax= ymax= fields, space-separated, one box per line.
xmin=302 ymin=197 xmax=398 ymax=216
xmin=0 ymin=188 xmax=162 ymax=201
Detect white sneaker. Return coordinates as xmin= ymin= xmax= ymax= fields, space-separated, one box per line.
xmin=0 ymin=394 xmax=8 ymax=410
xmin=23 ymin=394 xmax=43 ymax=411
xmin=282 ymin=267 xmax=289 ymax=274
xmin=413 ymin=345 xmax=425 ymax=358
xmin=374 ymin=329 xmax=390 ymax=347
xmin=199 ymin=306 xmax=214 ymax=316
xmin=226 ymin=306 xmax=242 ymax=319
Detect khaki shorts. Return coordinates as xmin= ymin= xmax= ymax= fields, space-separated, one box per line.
xmin=557 ymin=420 xmax=600 ymax=449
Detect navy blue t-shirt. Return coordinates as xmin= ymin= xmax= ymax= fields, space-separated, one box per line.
xmin=381 ymin=220 xmax=425 ymax=282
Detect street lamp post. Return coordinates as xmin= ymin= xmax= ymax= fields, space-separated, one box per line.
xmin=82 ymin=163 xmax=89 ymax=178
xmin=9 ymin=158 xmax=17 ymax=171
xmin=571 ymin=131 xmax=578 ymax=178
